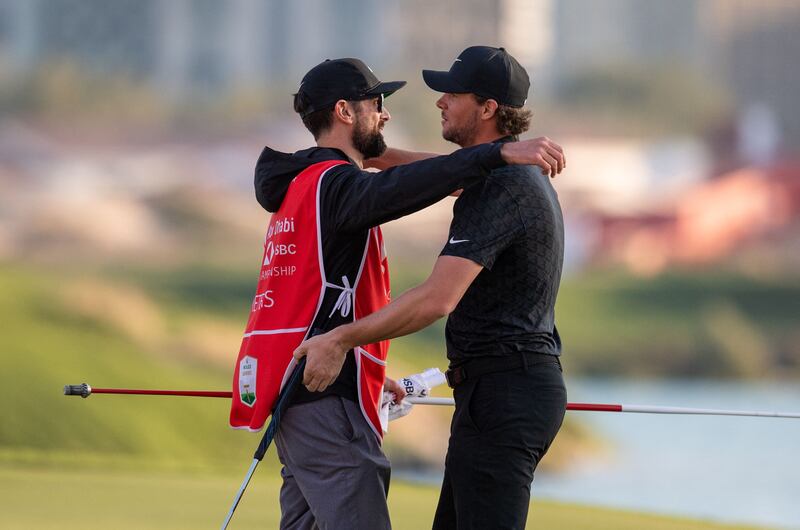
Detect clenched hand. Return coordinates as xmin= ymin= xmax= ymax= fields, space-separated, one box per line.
xmin=293 ymin=331 xmax=349 ymax=392
xmin=500 ymin=136 xmax=566 ymax=177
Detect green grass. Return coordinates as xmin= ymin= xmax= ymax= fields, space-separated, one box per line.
xmin=0 ymin=265 xmax=259 ymax=471
xmin=554 ymin=271 xmax=800 ymax=377
xmin=0 ymin=466 xmax=770 ymax=530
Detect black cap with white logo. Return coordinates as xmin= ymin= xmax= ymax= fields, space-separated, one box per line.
xmin=295 ymin=58 xmax=406 ymax=117
xmin=422 ymin=46 xmax=530 ymax=107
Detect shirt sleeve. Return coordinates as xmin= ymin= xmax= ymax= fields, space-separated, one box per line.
xmin=321 ymin=143 xmax=506 ymax=233
xmin=440 ymin=180 xmax=524 ymax=270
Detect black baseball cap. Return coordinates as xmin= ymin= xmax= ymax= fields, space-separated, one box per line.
xmin=422 ymin=46 xmax=530 ymax=107
xmin=295 ymin=58 xmax=406 ymax=117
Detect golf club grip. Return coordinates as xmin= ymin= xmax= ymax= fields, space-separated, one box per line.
xmin=253 ymin=357 xmax=306 ymax=461
xmin=63 ymin=383 xmax=91 ymax=398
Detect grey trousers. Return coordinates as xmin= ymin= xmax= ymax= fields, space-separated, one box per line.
xmin=274 ymin=396 xmax=392 ymax=530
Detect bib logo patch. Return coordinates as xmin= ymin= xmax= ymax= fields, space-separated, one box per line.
xmin=239 ymin=356 xmax=257 ymax=406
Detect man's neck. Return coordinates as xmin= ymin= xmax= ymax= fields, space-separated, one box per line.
xmin=317 ymin=133 xmax=363 ymax=168
xmin=460 ymin=127 xmax=505 ymax=148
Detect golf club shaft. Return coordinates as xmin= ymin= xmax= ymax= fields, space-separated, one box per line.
xmin=220 ymin=458 xmax=259 ymax=530
xmin=220 ymin=357 xmax=307 ymax=530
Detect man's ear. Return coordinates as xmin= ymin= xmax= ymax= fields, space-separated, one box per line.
xmin=480 ymin=99 xmax=499 ymax=121
xmin=334 ymin=100 xmax=355 ymax=125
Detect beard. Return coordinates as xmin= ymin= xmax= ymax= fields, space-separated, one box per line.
xmin=352 ymin=120 xmax=387 ymax=159
xmin=442 ymin=111 xmax=480 ymax=147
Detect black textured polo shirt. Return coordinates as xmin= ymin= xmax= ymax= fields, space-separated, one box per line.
xmin=440 ymin=137 xmax=564 ymax=363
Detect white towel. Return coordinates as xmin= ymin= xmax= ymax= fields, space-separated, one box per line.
xmin=380 ymin=367 xmax=447 ymax=433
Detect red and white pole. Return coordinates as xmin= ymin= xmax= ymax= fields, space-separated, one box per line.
xmin=406 ymin=397 xmax=800 ymax=418
xmin=65 ymin=384 xmax=800 ymax=419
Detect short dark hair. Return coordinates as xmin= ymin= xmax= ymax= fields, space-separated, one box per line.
xmin=293 ymin=92 xmax=334 ymax=140
xmin=474 ymin=95 xmax=532 ymax=136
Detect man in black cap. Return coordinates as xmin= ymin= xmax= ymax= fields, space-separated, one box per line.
xmin=239 ymin=56 xmax=565 ymax=530
xmin=295 ymin=47 xmax=567 ymax=529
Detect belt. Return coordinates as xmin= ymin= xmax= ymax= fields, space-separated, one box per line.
xmin=445 ymin=352 xmax=559 ymax=388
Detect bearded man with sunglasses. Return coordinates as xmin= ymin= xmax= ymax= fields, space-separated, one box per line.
xmin=230 ymin=57 xmax=565 ymax=530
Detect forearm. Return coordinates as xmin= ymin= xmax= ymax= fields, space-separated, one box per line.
xmin=364 ymin=147 xmax=440 ymax=170
xmin=333 ymin=284 xmax=447 ymax=351
xmin=335 ymin=143 xmax=505 ymax=231
xmin=294 ymin=256 xmax=480 ymax=392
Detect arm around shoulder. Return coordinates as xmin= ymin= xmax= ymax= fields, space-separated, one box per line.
xmin=364 ymin=147 xmax=440 ymax=170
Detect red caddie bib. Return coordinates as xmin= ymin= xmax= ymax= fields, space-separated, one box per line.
xmin=229 ymin=159 xmax=391 ymax=440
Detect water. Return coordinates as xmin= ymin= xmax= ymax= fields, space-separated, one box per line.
xmin=533 ymin=378 xmax=800 ymax=529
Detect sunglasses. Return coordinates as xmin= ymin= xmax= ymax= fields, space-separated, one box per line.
xmin=352 ymin=93 xmax=384 ymax=113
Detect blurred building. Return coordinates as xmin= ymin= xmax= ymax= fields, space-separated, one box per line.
xmin=0 ymin=0 xmax=553 ymax=95
xmin=556 ymin=137 xmax=710 ymax=214
xmin=549 ymin=0 xmax=800 ymax=150
xmin=0 ymin=0 xmax=160 ymax=79
xmin=392 ymin=0 xmax=553 ymax=78
xmin=587 ymin=161 xmax=800 ymax=275
xmin=0 ymin=0 xmax=390 ymax=96
xmin=551 ymin=0 xmax=704 ymax=78
xmin=700 ymin=0 xmax=800 ymax=155
xmin=1 ymin=0 xmax=797 ymax=146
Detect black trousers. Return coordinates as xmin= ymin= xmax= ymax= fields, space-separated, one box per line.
xmin=432 ymin=357 xmax=567 ymax=530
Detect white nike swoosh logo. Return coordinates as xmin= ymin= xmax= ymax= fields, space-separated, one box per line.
xmin=454 ymin=58 xmax=462 ymax=62
xmin=449 ymin=237 xmax=469 ymax=244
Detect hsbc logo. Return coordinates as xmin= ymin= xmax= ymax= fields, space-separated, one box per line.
xmin=263 ymin=241 xmax=297 ymax=266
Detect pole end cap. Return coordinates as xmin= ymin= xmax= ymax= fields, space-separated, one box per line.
xmin=63 ymin=383 xmax=91 ymax=398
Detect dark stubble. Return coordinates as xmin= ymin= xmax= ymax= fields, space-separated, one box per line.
xmin=442 ymin=111 xmax=480 ymax=147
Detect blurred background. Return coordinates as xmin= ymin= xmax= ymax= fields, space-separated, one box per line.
xmin=0 ymin=1 xmax=798 ymax=529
